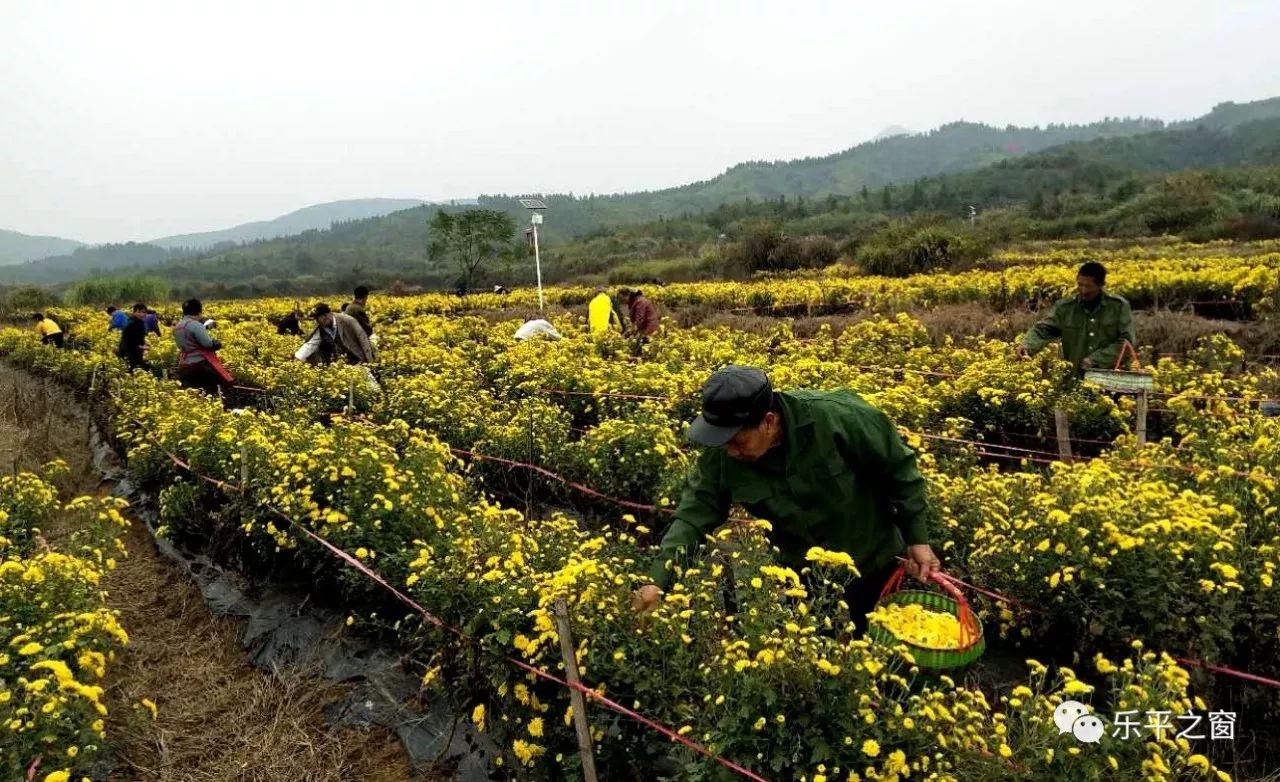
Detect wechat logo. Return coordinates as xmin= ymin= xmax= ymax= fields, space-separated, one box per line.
xmin=1055 ymin=700 xmax=1104 ymax=744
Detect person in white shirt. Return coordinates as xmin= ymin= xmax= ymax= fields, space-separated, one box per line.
xmin=514 ymin=319 xmax=562 ymax=341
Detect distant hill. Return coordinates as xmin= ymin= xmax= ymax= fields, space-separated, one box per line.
xmin=0 ymin=198 xmax=434 ymax=284
xmin=105 ymin=112 xmax=1280 ymax=298
xmin=487 ymin=116 xmax=1171 ymax=240
xmin=149 ymin=197 xmax=429 ymax=250
xmin=7 ymin=96 xmax=1280 ymax=289
xmin=0 ymin=242 xmax=183 ymax=284
xmin=519 ymin=98 xmax=1280 ymax=238
xmin=872 ymin=125 xmax=913 ymax=141
xmin=0 ymin=229 xmax=84 ymax=266
xmin=1171 ymin=97 xmax=1280 ymax=131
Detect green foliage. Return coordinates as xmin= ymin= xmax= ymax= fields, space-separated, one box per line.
xmin=63 ymin=276 xmax=169 ymax=306
xmin=857 ymin=219 xmax=994 ymax=277
xmin=426 ymin=208 xmax=518 ymax=291
xmin=716 ymin=222 xmax=845 ymax=276
xmin=1 ymin=285 xmax=60 ymax=315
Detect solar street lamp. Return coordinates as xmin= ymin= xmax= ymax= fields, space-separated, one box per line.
xmin=519 ymin=198 xmax=548 ymax=309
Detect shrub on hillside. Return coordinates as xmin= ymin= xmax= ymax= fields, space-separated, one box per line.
xmin=63 ymin=276 xmax=169 ymax=306
xmin=1 ymin=284 xmax=60 ymax=315
xmin=719 ymin=223 xmax=845 ymax=276
xmin=857 ymin=220 xmax=993 ymax=277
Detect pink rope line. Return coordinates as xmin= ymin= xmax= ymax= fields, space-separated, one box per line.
xmin=534 ymin=387 xmax=674 ymax=401
xmin=1151 ymin=390 xmax=1280 ymax=404
xmin=448 ymin=446 xmax=754 ymax=524
xmin=449 ymin=447 xmax=671 ymax=515
xmin=1174 ymin=657 xmax=1280 ymax=689
xmin=911 ymin=432 xmax=1064 ymax=461
xmin=144 ymin=427 xmax=1280 ymax=709
xmin=278 ymin=517 xmax=768 ymax=779
xmin=140 ymin=435 xmax=769 ymax=779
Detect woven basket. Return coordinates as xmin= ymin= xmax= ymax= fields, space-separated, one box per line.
xmin=868 ymin=567 xmax=986 ymax=671
xmin=1083 ymin=340 xmax=1153 ymax=394
xmin=1083 ymin=369 xmax=1153 ymax=393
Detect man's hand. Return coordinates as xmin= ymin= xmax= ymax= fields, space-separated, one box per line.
xmin=903 ymin=544 xmax=941 ymax=583
xmin=1081 ymin=357 xmax=1094 ymax=369
xmin=1015 ymin=344 xmax=1030 ymax=359
xmin=631 ymin=584 xmax=662 ymax=614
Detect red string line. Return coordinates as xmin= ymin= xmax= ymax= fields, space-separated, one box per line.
xmin=449 ymin=446 xmax=673 ymax=515
xmin=283 ymin=453 xmax=1280 ymax=697
xmin=139 ymin=434 xmax=770 ymax=780
xmin=534 ymin=387 xmax=672 ymax=401
xmin=1174 ymin=657 xmax=1280 ymax=689
xmin=448 ymin=446 xmax=754 ymax=524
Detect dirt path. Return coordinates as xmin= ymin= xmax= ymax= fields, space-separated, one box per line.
xmin=0 ymin=366 xmax=417 ymax=782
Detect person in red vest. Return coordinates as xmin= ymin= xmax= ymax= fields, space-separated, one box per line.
xmin=621 ymin=288 xmax=659 ymax=340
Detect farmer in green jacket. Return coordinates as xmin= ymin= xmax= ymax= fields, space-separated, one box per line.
xmin=1017 ymin=261 xmax=1136 ymax=372
xmin=632 ymin=366 xmax=940 ymax=635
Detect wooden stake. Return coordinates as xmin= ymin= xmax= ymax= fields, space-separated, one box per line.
xmin=240 ymin=441 xmax=250 ymax=490
xmin=347 ymin=377 xmax=355 ymax=417
xmin=552 ymin=597 xmax=599 ymax=782
xmin=1135 ymin=390 xmax=1148 ymax=447
xmin=1054 ymin=407 xmax=1073 ymax=462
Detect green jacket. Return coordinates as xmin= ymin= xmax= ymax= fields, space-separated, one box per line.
xmin=1021 ymin=292 xmax=1136 ymax=370
xmin=649 ymin=390 xmax=930 ymax=589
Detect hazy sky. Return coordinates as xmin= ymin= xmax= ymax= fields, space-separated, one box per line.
xmin=3 ymin=0 xmax=1279 ymax=243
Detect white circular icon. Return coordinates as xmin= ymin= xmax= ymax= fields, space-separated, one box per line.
xmin=1071 ymin=714 xmax=1105 ymax=743
xmin=1054 ymin=700 xmax=1089 ymax=734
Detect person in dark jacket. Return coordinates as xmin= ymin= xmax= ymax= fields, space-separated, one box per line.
xmin=632 ymin=366 xmax=940 ymax=636
xmin=144 ymin=308 xmax=161 ymax=336
xmin=621 ymin=288 xmax=660 ymax=338
xmin=1017 ymin=261 xmax=1136 ymax=373
xmin=345 ymin=285 xmax=374 ymax=338
xmin=117 ymin=303 xmax=151 ymax=371
xmin=276 ymin=303 xmax=304 ymax=336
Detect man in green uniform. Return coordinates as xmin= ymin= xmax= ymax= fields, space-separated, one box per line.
xmin=1016 ymin=261 xmax=1136 ymax=372
xmin=632 ymin=366 xmax=940 ymax=635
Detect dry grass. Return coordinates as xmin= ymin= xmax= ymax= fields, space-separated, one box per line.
xmin=0 ymin=368 xmax=101 ymax=497
xmin=0 ymin=366 xmax=421 ymax=782
xmin=102 ymin=522 xmax=416 ymax=782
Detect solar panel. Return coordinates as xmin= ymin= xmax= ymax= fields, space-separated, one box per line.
xmin=518 ymin=198 xmax=548 ymax=210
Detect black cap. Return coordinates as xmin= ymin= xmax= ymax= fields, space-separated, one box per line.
xmin=687 ymin=366 xmax=772 ymax=447
xmin=309 ymin=303 xmax=332 ymax=319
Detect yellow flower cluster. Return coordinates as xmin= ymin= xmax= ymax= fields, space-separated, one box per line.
xmin=0 ymin=469 xmax=131 ymax=781
xmin=868 ymin=603 xmax=966 ymax=650
xmin=3 ymin=239 xmax=1269 ymax=780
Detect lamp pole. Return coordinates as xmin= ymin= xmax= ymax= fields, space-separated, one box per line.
xmin=531 ymin=212 xmax=544 ymax=310
xmin=519 ymin=199 xmax=549 ymax=310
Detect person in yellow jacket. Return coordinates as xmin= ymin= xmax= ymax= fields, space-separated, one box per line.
xmin=32 ymin=312 xmax=64 ymax=348
xmin=588 ymin=286 xmax=623 ymax=335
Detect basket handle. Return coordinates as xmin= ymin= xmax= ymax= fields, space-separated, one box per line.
xmin=1113 ymin=340 xmax=1140 ymax=370
xmin=878 ymin=563 xmax=981 ymax=648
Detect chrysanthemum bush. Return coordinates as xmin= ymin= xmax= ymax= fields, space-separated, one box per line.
xmin=4 ymin=244 xmax=1278 ymax=778
xmin=0 ymin=352 xmax=1224 ymax=778
xmin=0 ymin=467 xmax=131 ymax=782
xmin=931 ymin=459 xmax=1248 ymax=661
xmin=21 ymin=241 xmax=1280 ymax=339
